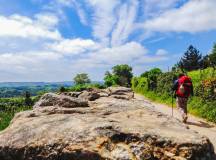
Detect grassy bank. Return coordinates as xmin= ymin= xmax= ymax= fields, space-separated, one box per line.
xmin=0 ymin=97 xmax=35 ymax=131
xmin=0 ymin=105 xmax=32 ymax=130
xmin=132 ymin=67 xmax=216 ymax=123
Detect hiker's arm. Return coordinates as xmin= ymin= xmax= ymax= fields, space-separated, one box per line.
xmin=172 ymin=80 xmax=178 ymax=91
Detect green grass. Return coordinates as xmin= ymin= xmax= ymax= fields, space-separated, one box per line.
xmin=66 ymin=83 xmax=105 ymax=92
xmin=132 ymin=67 xmax=216 ymax=123
xmin=0 ymin=97 xmax=34 ymax=131
xmin=135 ymin=90 xmax=216 ymax=123
xmin=0 ymin=106 xmax=32 ymax=131
xmin=0 ymin=111 xmax=14 ymax=131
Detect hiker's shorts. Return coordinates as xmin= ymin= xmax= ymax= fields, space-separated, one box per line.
xmin=176 ymin=97 xmax=188 ymax=118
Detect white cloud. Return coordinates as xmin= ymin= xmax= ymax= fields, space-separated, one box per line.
xmin=57 ymin=0 xmax=73 ymax=6
xmin=142 ymin=0 xmax=181 ymax=18
xmin=87 ymin=0 xmax=120 ymax=45
xmin=142 ymin=0 xmax=216 ymax=33
xmin=0 ymin=52 xmax=61 ymax=67
xmin=0 ymin=50 xmax=76 ymax=82
xmin=156 ymin=49 xmax=168 ymax=56
xmin=0 ymin=51 xmax=62 ymax=75
xmin=94 ymin=41 xmax=147 ymax=64
xmin=76 ymin=6 xmax=88 ymax=25
xmin=35 ymin=13 xmax=59 ymax=29
xmin=47 ymin=38 xmax=100 ymax=55
xmin=73 ymin=42 xmax=148 ymax=67
xmin=135 ymin=55 xmax=169 ymax=64
xmin=111 ymin=0 xmax=138 ymax=46
xmin=0 ymin=14 xmax=61 ymax=40
xmin=54 ymin=0 xmax=88 ymax=25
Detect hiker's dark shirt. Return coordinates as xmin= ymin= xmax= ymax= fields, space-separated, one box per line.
xmin=172 ymin=80 xmax=179 ymax=91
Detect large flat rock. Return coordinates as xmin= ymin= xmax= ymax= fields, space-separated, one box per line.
xmin=0 ymin=87 xmax=215 ymax=160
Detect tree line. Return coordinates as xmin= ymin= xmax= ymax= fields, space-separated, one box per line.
xmin=72 ymin=43 xmax=216 ymax=89
xmin=174 ymin=44 xmax=216 ymax=72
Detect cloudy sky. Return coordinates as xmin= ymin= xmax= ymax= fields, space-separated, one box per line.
xmin=0 ymin=0 xmax=216 ymax=82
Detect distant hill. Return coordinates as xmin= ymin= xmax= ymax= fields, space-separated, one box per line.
xmin=0 ymin=81 xmax=103 ymax=98
xmin=0 ymin=82 xmax=74 ymax=98
xmin=0 ymin=82 xmax=73 ymax=88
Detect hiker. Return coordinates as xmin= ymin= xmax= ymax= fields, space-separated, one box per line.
xmin=172 ymin=73 xmax=194 ymax=123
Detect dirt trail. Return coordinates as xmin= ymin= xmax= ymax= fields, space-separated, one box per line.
xmin=135 ymin=94 xmax=216 ymax=150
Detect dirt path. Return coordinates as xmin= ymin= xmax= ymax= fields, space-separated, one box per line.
xmin=135 ymin=94 xmax=216 ymax=151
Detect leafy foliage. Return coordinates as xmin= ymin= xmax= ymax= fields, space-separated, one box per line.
xmin=196 ymin=78 xmax=216 ymax=101
xmin=104 ymin=64 xmax=133 ymax=87
xmin=68 ymin=83 xmax=105 ymax=92
xmin=24 ymin=91 xmax=33 ymax=106
xmin=132 ymin=67 xmax=216 ymax=123
xmin=73 ymin=73 xmax=91 ymax=85
xmin=59 ymin=86 xmax=66 ymax=93
xmin=104 ymin=71 xmax=119 ymax=87
xmin=0 ymin=97 xmax=37 ymax=130
xmin=209 ymin=43 xmax=216 ymax=67
xmin=140 ymin=68 xmax=162 ymax=91
xmin=141 ymin=68 xmax=162 ymax=78
xmin=156 ymin=72 xmax=176 ymax=94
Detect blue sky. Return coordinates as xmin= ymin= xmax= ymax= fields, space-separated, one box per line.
xmin=0 ymin=0 xmax=216 ymax=82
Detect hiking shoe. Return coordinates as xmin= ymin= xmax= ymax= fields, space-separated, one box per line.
xmin=183 ymin=116 xmax=188 ymax=123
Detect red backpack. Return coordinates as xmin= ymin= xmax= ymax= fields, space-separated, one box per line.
xmin=176 ymin=76 xmax=192 ymax=98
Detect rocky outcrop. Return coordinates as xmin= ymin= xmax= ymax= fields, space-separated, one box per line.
xmin=0 ymin=87 xmax=215 ymax=160
xmin=63 ymin=91 xmax=82 ymax=97
xmin=106 ymin=87 xmax=134 ymax=100
xmin=78 ymin=90 xmax=100 ymax=101
xmin=33 ymin=93 xmax=89 ymax=108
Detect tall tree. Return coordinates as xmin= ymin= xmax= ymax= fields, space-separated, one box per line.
xmin=24 ymin=91 xmax=32 ymax=106
xmin=73 ymin=73 xmax=91 ymax=85
xmin=112 ymin=64 xmax=133 ymax=87
xmin=178 ymin=45 xmax=202 ymax=71
xmin=209 ymin=43 xmax=216 ymax=67
xmin=104 ymin=64 xmax=133 ymax=87
xmin=59 ymin=86 xmax=66 ymax=92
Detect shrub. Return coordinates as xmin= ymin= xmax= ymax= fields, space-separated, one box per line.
xmin=68 ymin=83 xmax=105 ymax=92
xmin=196 ymin=78 xmax=216 ymax=101
xmin=73 ymin=73 xmax=91 ymax=85
xmin=59 ymin=86 xmax=67 ymax=92
xmin=0 ymin=97 xmax=34 ymax=130
xmin=104 ymin=64 xmax=133 ymax=87
xmin=132 ymin=67 xmax=216 ymax=123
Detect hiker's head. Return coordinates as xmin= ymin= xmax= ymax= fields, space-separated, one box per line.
xmin=178 ymin=73 xmax=185 ymax=78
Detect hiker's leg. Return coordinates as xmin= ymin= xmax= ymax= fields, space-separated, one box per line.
xmin=176 ymin=97 xmax=185 ymax=120
xmin=182 ymin=98 xmax=188 ymax=122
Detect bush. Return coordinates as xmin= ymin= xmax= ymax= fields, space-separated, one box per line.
xmin=73 ymin=73 xmax=91 ymax=85
xmin=132 ymin=67 xmax=216 ymax=123
xmin=104 ymin=64 xmax=133 ymax=87
xmin=0 ymin=97 xmax=34 ymax=130
xmin=104 ymin=72 xmax=119 ymax=87
xmin=156 ymin=72 xmax=176 ymax=94
xmin=196 ymin=78 xmax=216 ymax=101
xmin=140 ymin=68 xmax=162 ymax=91
xmin=68 ymin=83 xmax=105 ymax=92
